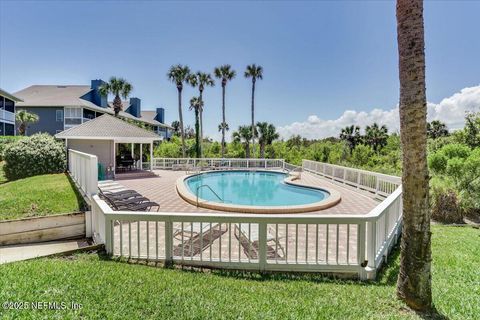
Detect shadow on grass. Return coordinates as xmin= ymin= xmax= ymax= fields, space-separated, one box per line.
xmin=97 ymin=243 xmax=404 ymax=287
xmin=66 ymin=173 xmax=88 ymax=212
xmin=91 ymin=246 xmax=448 ymax=319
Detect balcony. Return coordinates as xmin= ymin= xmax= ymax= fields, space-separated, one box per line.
xmin=0 ymin=109 xmax=15 ymax=123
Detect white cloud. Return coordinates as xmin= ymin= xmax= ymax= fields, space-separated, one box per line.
xmin=278 ymin=85 xmax=480 ymax=140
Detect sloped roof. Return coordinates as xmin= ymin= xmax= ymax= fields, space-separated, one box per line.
xmin=0 ymin=88 xmax=23 ymax=102
xmin=108 ymin=101 xmax=172 ymax=129
xmin=55 ymin=114 xmax=162 ymax=141
xmin=14 ymin=85 xmax=114 ymax=115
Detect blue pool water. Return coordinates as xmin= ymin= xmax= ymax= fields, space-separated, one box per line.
xmin=185 ymin=171 xmax=329 ymax=206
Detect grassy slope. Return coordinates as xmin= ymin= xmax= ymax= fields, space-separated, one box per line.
xmin=0 ymin=226 xmax=478 ymax=319
xmin=0 ymin=173 xmax=84 ymax=221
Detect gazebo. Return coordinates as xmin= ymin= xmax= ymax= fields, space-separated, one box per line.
xmin=55 ymin=114 xmax=162 ymax=177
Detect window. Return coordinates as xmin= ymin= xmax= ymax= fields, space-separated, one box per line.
xmin=4 ymin=123 xmax=14 ymax=136
xmin=4 ymin=98 xmax=14 ymax=113
xmin=64 ymin=107 xmax=82 ymax=129
xmin=56 ymin=110 xmax=64 ymax=122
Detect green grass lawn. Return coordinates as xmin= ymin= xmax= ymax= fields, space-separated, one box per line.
xmin=0 ymin=226 xmax=478 ymax=319
xmin=0 ymin=173 xmax=85 ymax=221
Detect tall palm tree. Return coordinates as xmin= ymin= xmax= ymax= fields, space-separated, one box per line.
xmin=396 ymin=0 xmax=432 ymax=311
xmin=233 ymin=125 xmax=255 ymax=158
xmin=245 ymin=64 xmax=263 ymax=157
xmin=257 ymin=122 xmax=279 ymax=158
xmin=16 ymin=110 xmax=39 ymax=136
xmin=98 ymin=77 xmax=133 ymax=117
xmin=190 ymin=72 xmax=215 ymax=157
xmin=365 ymin=123 xmax=389 ymax=153
xmin=171 ymin=120 xmax=180 ymax=136
xmin=339 ymin=125 xmax=361 ymax=153
xmin=189 ymin=96 xmax=203 ymax=158
xmin=214 ymin=65 xmax=236 ymax=158
xmin=167 ymin=64 xmax=191 ymax=157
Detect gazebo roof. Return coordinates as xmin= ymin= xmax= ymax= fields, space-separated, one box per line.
xmin=55 ymin=114 xmax=162 ymax=143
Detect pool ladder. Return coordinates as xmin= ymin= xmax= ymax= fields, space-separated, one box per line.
xmin=196 ymin=184 xmax=224 ymax=207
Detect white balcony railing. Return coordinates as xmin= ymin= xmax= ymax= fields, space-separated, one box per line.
xmin=0 ymin=109 xmax=15 ymax=123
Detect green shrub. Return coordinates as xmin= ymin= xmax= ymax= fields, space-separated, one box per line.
xmin=0 ymin=136 xmax=25 ymax=161
xmin=351 ymin=144 xmax=374 ymax=166
xmin=428 ymin=152 xmax=448 ymax=174
xmin=3 ymin=134 xmax=66 ymax=180
xmin=431 ymin=187 xmax=463 ymax=224
xmin=438 ymin=143 xmax=471 ymax=159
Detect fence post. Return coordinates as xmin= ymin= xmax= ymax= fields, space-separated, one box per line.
xmin=258 ymin=222 xmax=267 ymax=272
xmin=358 ymin=221 xmax=367 ymax=280
xmin=89 ymin=156 xmax=98 ymax=196
xmin=104 ymin=217 xmax=113 ymax=254
xmin=165 ymin=220 xmax=173 ymax=267
xmin=365 ymin=220 xmax=377 ymax=280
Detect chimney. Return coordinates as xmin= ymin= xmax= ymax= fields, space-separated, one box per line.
xmin=91 ymin=79 xmax=108 ymax=108
xmin=128 ymin=97 xmax=141 ymax=118
xmin=155 ymin=107 xmax=165 ymax=123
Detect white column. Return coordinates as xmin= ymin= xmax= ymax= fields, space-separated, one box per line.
xmin=131 ymin=143 xmax=135 ymax=169
xmin=112 ymin=141 xmax=116 ymax=176
xmin=150 ymin=142 xmax=153 ymax=171
xmin=139 ymin=143 xmax=143 ymax=170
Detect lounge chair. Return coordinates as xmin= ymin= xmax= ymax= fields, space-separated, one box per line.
xmin=235 ymin=223 xmax=285 ymax=260
xmin=106 ymin=197 xmax=160 ymax=212
xmin=173 ymin=222 xmax=227 ymax=257
xmin=99 ymin=188 xmax=144 ymax=200
xmin=99 ymin=188 xmax=160 ymax=212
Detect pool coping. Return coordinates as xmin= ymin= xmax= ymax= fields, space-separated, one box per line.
xmin=175 ymin=170 xmax=342 ymax=214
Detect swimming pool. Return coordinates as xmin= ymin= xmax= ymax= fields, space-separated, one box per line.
xmin=177 ymin=170 xmax=341 ymax=213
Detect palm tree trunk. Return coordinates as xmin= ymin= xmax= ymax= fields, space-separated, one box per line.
xmin=194 ymin=107 xmax=201 ymax=158
xmin=245 ymin=143 xmax=250 ymax=159
xmin=221 ymin=84 xmax=226 ymax=158
xmin=178 ymin=88 xmax=186 ymax=158
xmin=113 ymin=95 xmax=122 ymax=117
xmin=199 ymin=89 xmax=204 ymax=158
xmin=260 ymin=143 xmax=265 ymax=158
xmin=251 ymin=80 xmax=256 ymax=158
xmin=396 ymin=0 xmax=432 ymax=311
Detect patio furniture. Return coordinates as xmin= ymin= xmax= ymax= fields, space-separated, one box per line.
xmin=235 ymin=223 xmax=285 ymax=260
xmin=116 ymin=154 xmax=135 ymax=172
xmin=98 ymin=183 xmax=160 ymax=212
xmin=173 ymin=222 xmax=227 ymax=257
xmin=104 ymin=195 xmax=160 ymax=212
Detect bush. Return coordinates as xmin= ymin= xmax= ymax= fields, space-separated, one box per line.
xmin=351 ymin=144 xmax=374 ymax=166
xmin=0 ymin=136 xmax=25 ymax=161
xmin=428 ymin=152 xmax=448 ymax=175
xmin=431 ymin=188 xmax=463 ymax=224
xmin=3 ymin=134 xmax=66 ymax=180
xmin=438 ymin=143 xmax=471 ymax=159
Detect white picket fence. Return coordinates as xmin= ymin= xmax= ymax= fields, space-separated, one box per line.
xmin=302 ymin=160 xmax=401 ymax=198
xmin=68 ymin=149 xmax=98 ymax=199
xmin=68 ymin=152 xmax=403 ymax=279
xmin=150 ymin=158 xmax=285 ymax=170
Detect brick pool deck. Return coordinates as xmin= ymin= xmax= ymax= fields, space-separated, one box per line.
xmin=107 ymin=170 xmax=380 ymax=266
xmin=118 ymin=170 xmax=379 ymax=215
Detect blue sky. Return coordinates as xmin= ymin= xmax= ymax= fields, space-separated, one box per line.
xmin=1 ymin=1 xmax=479 ymax=139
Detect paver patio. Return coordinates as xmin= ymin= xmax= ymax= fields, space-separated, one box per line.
xmin=106 ymin=170 xmax=380 ymax=266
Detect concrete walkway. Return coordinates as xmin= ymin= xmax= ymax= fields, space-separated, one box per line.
xmin=0 ymin=239 xmax=92 ymax=264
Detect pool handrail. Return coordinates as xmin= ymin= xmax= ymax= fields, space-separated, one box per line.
xmin=196 ymin=184 xmax=224 ymax=207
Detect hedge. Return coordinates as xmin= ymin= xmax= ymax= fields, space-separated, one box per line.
xmin=3 ymin=134 xmax=66 ymax=180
